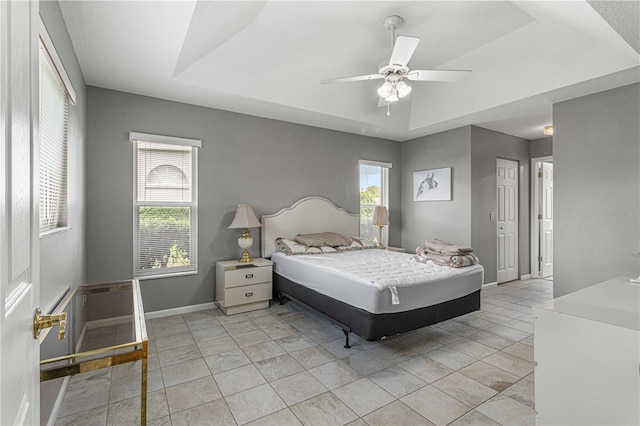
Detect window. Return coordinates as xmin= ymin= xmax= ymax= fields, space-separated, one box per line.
xmin=359 ymin=160 xmax=391 ymax=245
xmin=39 ymin=42 xmax=70 ymax=233
xmin=131 ymin=132 xmax=201 ymax=278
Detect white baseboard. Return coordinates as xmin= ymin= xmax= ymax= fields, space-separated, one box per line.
xmin=45 ymin=376 xmax=70 ymax=426
xmin=482 ymin=281 xmax=498 ymax=288
xmin=145 ymin=302 xmax=217 ymax=320
xmin=86 ymin=315 xmax=132 ymax=330
xmin=520 ymin=274 xmax=531 ymax=281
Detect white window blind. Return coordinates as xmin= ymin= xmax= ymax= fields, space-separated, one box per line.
xmin=39 ymin=44 xmax=69 ymax=233
xmin=133 ymin=138 xmax=199 ymax=278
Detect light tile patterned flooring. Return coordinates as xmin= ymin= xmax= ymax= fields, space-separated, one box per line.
xmin=55 ymin=279 xmax=552 ymax=426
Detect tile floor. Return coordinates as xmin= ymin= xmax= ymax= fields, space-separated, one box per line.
xmin=55 ymin=279 xmax=552 ymax=426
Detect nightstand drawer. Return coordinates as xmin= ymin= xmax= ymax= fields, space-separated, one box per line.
xmin=224 ymin=282 xmax=272 ymax=306
xmin=225 ymin=267 xmax=271 ymax=288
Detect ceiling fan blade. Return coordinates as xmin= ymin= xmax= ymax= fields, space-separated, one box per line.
xmin=388 ymin=36 xmax=420 ymax=68
xmin=406 ymin=69 xmax=472 ymax=82
xmin=321 ymin=74 xmax=384 ymax=84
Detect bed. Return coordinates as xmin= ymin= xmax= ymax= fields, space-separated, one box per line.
xmin=261 ymin=197 xmax=484 ymax=347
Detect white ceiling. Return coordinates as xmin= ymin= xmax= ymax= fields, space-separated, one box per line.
xmin=58 ymin=1 xmax=639 ymax=142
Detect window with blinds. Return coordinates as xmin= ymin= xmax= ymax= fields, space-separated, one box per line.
xmin=359 ymin=160 xmax=391 ymax=245
xmin=133 ymin=134 xmax=200 ymax=278
xmin=39 ymin=45 xmax=69 ymax=233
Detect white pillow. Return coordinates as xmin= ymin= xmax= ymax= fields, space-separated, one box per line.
xmin=275 ymin=238 xmax=338 ymax=255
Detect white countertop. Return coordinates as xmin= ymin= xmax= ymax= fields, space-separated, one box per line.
xmin=534 ymin=276 xmax=640 ymax=331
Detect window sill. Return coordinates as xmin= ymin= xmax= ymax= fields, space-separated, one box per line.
xmin=136 ymin=270 xmax=198 ymax=281
xmin=40 ymin=227 xmax=72 ymax=241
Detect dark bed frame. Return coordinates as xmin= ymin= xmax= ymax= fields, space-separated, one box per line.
xmin=274 ymin=272 xmax=481 ymax=348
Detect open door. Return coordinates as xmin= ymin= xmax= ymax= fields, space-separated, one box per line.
xmin=539 ymin=162 xmax=554 ymax=278
xmin=1 ymin=1 xmax=40 ymax=424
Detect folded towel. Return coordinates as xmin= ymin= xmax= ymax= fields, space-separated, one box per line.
xmin=424 ymin=238 xmax=473 ymax=255
xmin=412 ymin=255 xmax=429 ymax=264
xmin=432 ymin=254 xmax=479 ymax=268
xmin=413 ymin=252 xmax=479 ymax=268
xmin=422 ymin=252 xmax=454 ymax=263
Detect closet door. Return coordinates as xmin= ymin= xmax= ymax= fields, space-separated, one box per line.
xmin=497 ymin=158 xmax=518 ymax=283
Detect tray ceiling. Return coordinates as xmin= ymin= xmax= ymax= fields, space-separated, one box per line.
xmin=59 ymin=0 xmax=639 ymax=141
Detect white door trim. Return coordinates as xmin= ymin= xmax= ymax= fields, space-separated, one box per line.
xmin=530 ymin=156 xmax=553 ymax=278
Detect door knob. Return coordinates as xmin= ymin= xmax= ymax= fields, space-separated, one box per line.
xmin=33 ymin=308 xmax=67 ymax=340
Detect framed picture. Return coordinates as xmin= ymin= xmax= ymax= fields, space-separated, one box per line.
xmin=413 ymin=167 xmax=451 ymax=201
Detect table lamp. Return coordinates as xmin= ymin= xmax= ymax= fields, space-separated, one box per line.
xmin=228 ymin=204 xmax=262 ymax=263
xmin=372 ymin=206 xmax=389 ymax=248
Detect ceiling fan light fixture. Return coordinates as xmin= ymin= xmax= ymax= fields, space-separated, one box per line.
xmin=320 ymin=15 xmax=472 ymax=111
xmin=385 ymin=87 xmax=399 ymax=103
xmin=377 ymin=81 xmax=393 ymax=98
xmin=396 ymin=81 xmax=411 ymax=98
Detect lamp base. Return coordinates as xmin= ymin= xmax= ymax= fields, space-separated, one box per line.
xmin=375 ymin=225 xmax=385 ymax=248
xmin=237 ymin=228 xmax=254 ymax=263
xmin=239 ymin=249 xmax=253 ymax=264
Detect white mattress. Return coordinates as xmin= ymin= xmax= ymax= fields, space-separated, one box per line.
xmin=272 ymin=249 xmax=484 ymax=314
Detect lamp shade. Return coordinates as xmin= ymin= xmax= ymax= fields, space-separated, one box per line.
xmin=396 ymin=81 xmax=412 ymax=98
xmin=228 ymin=204 xmax=262 ymax=229
xmin=377 ymin=81 xmax=393 ymax=98
xmin=385 ymin=88 xmax=399 ymax=103
xmin=372 ymin=206 xmax=390 ymax=226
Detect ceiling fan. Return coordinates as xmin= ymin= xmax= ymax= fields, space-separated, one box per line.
xmin=321 ymin=15 xmax=472 ymax=113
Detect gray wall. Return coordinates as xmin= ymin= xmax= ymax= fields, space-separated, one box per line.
xmin=400 ymin=125 xmax=531 ymax=284
xmin=400 ymin=127 xmax=472 ymax=253
xmin=530 ymin=137 xmax=553 ymax=158
xmin=471 ymin=126 xmax=531 ymax=283
xmin=39 ymin=0 xmax=87 ymax=423
xmin=553 ymin=83 xmax=640 ymax=297
xmin=86 ymin=87 xmax=401 ymax=312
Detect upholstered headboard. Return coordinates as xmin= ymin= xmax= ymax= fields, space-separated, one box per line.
xmin=261 ymin=197 xmax=359 ymax=258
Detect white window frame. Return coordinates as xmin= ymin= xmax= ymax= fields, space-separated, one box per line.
xmin=38 ymin=18 xmax=76 ymax=237
xmin=359 ymin=159 xmax=391 ymax=246
xmin=130 ymin=132 xmax=201 ymax=279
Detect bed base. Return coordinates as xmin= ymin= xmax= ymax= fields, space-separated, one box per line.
xmin=274 ymin=273 xmax=481 ymax=347
xmin=279 ymin=292 xmax=353 ymax=348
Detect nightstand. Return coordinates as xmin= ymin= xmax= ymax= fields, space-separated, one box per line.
xmin=386 ymin=246 xmax=407 ymax=253
xmin=215 ymin=258 xmax=273 ymax=315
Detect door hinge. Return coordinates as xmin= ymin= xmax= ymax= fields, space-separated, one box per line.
xmin=538 ymin=213 xmax=542 ymax=220
xmin=538 ymin=171 xmax=543 ymax=178
xmin=538 ymin=256 xmax=543 ymax=262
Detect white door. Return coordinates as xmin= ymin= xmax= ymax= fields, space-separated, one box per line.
xmin=497 ymin=159 xmax=519 ymax=283
xmin=1 ymin=1 xmax=40 ymax=425
xmin=540 ymin=162 xmax=554 ymax=278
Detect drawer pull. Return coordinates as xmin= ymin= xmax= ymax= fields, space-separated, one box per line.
xmin=245 ymin=274 xmax=254 ymax=279
xmin=245 ymin=292 xmax=254 ymax=297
